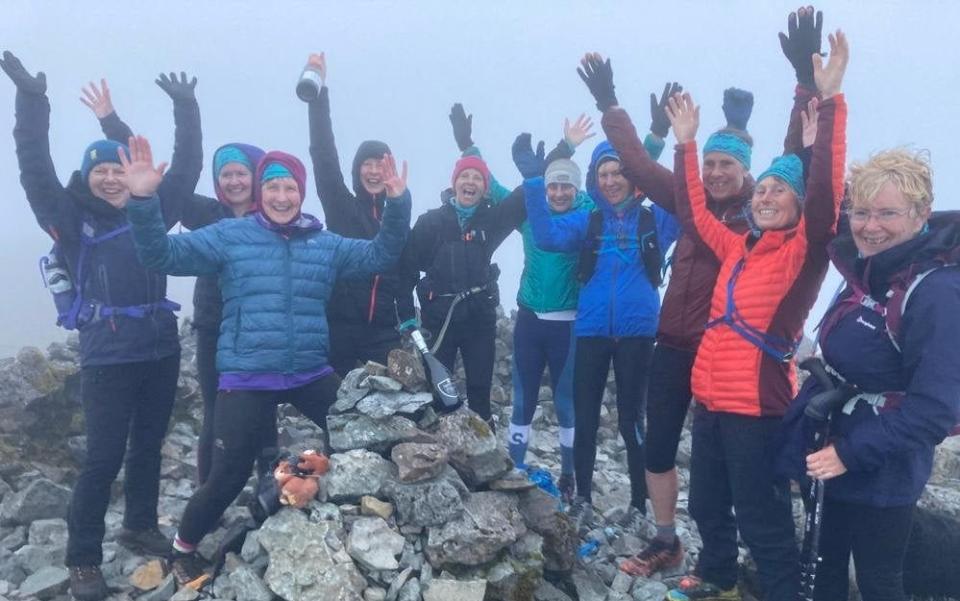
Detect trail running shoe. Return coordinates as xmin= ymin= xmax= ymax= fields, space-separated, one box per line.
xmin=170 ymin=551 xmax=211 ymax=590
xmin=619 ymin=535 xmax=684 ymax=577
xmin=665 ymin=573 xmax=740 ymax=600
xmin=68 ymin=566 xmax=109 ymax=601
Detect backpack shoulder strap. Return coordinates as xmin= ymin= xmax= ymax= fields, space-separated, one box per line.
xmin=885 ymin=265 xmax=948 ymax=353
xmin=576 ymin=210 xmax=605 ymax=283
xmin=637 ymin=205 xmax=663 ymax=287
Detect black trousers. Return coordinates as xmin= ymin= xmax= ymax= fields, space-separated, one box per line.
xmin=430 ymin=318 xmax=496 ymax=421
xmin=176 ymin=374 xmax=340 ymax=545
xmin=572 ymin=336 xmax=653 ymax=509
xmin=329 ymin=320 xmax=402 ymax=377
xmin=194 ymin=328 xmax=276 ymax=485
xmin=644 ymin=344 xmax=695 ymax=473
xmin=814 ymin=498 xmax=915 ymax=601
xmin=689 ymin=405 xmax=799 ymax=600
xmin=66 ymin=352 xmax=180 ymax=567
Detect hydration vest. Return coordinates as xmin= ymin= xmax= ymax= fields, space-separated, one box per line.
xmin=577 ymin=206 xmax=662 ymax=287
xmin=39 ymin=222 xmax=180 ymax=330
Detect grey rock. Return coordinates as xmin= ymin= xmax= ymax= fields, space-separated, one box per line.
xmin=433 ymin=410 xmax=512 ymax=487
xmin=240 ymin=529 xmax=265 ymax=564
xmin=362 ymin=376 xmax=403 ymax=392
xmin=571 ymin=568 xmax=609 ymax=601
xmin=384 ymin=566 xmax=412 ymax=601
xmin=391 ymin=443 xmax=448 ymax=483
xmin=346 ymin=517 xmax=405 ymax=571
xmin=326 ymin=414 xmax=422 ymax=454
xmin=137 ymin=573 xmax=175 ymax=601
xmin=27 ymin=518 xmax=67 ymax=547
xmin=518 ymin=489 xmax=576 ymax=572
xmin=212 ymin=573 xmax=238 ymax=600
xmin=382 ymin=465 xmax=468 ymax=528
xmin=364 ymin=586 xmax=387 ymax=601
xmin=331 ymin=369 xmax=372 ymax=414
xmin=356 ymin=391 xmax=433 ymax=419
xmin=425 ymin=492 xmax=526 ymax=567
xmin=396 ymin=577 xmax=421 ymax=601
xmin=0 ymin=479 xmax=10 ymax=502
xmin=363 ymin=361 xmax=390 ymax=377
xmin=387 ymin=349 xmax=428 ymax=393
xmin=0 ymin=479 xmax=71 ymax=526
xmin=0 ymin=526 xmax=25 ymax=552
xmin=0 ymin=558 xmax=25 ymax=587
xmin=610 ymin=571 xmax=634 ymax=594
xmin=13 ymin=544 xmax=65 ymax=573
xmin=17 ymin=566 xmax=69 ymax=600
xmin=931 ymin=436 xmax=960 ymax=484
xmin=422 ymin=578 xmax=485 ymax=601
xmin=258 ymin=508 xmax=366 ymax=601
xmin=534 ymin=580 xmax=574 ymax=601
xmin=630 ymin=579 xmax=669 ymax=601
xmin=171 ymin=586 xmax=201 ymax=601
xmin=309 ymin=502 xmax=344 ymax=526
xmin=230 ymin=565 xmax=273 ymax=601
xmin=323 ymin=450 xmax=393 ymax=502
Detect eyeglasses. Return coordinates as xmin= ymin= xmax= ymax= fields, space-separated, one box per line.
xmin=845 ymin=207 xmax=915 ymax=224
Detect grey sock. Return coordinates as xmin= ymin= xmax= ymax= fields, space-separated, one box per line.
xmin=655 ymin=523 xmax=677 ymax=544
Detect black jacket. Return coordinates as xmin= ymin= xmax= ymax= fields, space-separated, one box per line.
xmin=309 ymin=86 xmax=404 ymax=329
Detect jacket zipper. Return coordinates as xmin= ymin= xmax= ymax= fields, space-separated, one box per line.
xmin=284 ymin=240 xmax=294 ymax=371
xmin=368 ymin=274 xmax=380 ymax=323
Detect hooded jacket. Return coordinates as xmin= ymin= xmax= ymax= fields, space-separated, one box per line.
xmin=15 ymin=89 xmax=201 ymax=367
xmin=309 ymin=86 xmax=407 ymax=327
xmin=524 ymin=140 xmax=679 ymax=338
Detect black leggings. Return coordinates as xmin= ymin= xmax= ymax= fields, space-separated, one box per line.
xmin=573 ymin=336 xmax=654 ymax=508
xmin=430 ymin=318 xmax=496 ymax=421
xmin=194 ymin=328 xmax=278 ymax=485
xmin=644 ymin=344 xmax=695 ymax=473
xmin=814 ymin=497 xmax=915 ymax=601
xmin=176 ymin=374 xmax=340 ymax=545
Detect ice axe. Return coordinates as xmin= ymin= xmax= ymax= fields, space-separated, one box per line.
xmin=408 ymin=328 xmax=463 ymax=413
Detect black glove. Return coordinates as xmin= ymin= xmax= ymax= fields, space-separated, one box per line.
xmin=650 ymin=81 xmax=682 ymax=138
xmin=577 ymin=55 xmax=617 ymax=112
xmin=449 ymin=103 xmax=474 ymax=152
xmin=155 ymin=71 xmax=198 ymax=102
xmin=511 ymin=133 xmax=546 ymax=180
xmin=0 ymin=51 xmax=46 ymax=95
xmin=722 ymin=88 xmax=754 ymax=131
xmin=778 ymin=8 xmax=823 ymax=89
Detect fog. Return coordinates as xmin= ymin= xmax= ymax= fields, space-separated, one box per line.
xmin=2 ymin=0 xmax=957 ymax=354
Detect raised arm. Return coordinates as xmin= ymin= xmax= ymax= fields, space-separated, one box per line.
xmin=81 ymin=79 xmax=135 ymax=143
xmin=667 ymin=92 xmax=739 ymax=259
xmin=153 ymin=71 xmax=204 ymax=230
xmin=779 ymin=6 xmax=824 ymax=154
xmin=450 ymin=102 xmax=511 ymax=204
xmin=801 ymin=30 xmax=849 ymax=246
xmin=1 ymin=51 xmax=70 ymax=236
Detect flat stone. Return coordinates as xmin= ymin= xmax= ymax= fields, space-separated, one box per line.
xmin=326 ymin=414 xmax=423 ymax=454
xmin=362 ymin=375 xmax=403 ymax=392
xmin=0 ymin=479 xmax=71 ymax=526
xmin=16 ymin=566 xmax=69 ymax=600
xmin=129 ymin=559 xmax=166 ymax=590
xmin=346 ymin=517 xmax=405 ymax=571
xmin=26 ymin=518 xmax=67 ymax=547
xmin=391 ymin=443 xmax=448 ymax=483
xmin=322 ymin=450 xmax=392 ymax=502
xmin=331 ymin=368 xmax=372 ymax=414
xmin=382 ymin=465 xmax=468 ymax=528
xmin=360 ymin=496 xmax=394 ymax=520
xmin=425 ymin=492 xmax=526 ymax=567
xmin=355 ymin=391 xmax=434 ymax=418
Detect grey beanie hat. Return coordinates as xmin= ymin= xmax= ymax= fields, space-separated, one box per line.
xmin=544 ymin=159 xmax=582 ymax=190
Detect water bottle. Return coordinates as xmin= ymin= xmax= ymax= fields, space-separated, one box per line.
xmin=296 ymin=64 xmax=323 ymax=102
xmin=40 ymin=250 xmax=76 ymax=326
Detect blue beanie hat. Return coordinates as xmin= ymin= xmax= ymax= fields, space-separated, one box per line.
xmin=756 ymin=154 xmax=805 ymax=201
xmin=214 ymin=145 xmax=254 ymax=178
xmin=703 ymin=87 xmax=754 ymax=170
xmin=702 ymin=132 xmax=752 ymax=170
xmin=260 ymin=162 xmax=294 ymax=183
xmin=81 ymin=140 xmax=128 ymax=182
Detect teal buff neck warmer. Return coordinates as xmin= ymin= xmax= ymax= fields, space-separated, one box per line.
xmin=610 ymin=195 xmax=638 ymax=215
xmin=452 ymin=198 xmax=479 ymax=231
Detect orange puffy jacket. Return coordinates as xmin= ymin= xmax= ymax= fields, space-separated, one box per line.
xmin=674 ymin=95 xmax=847 ymax=417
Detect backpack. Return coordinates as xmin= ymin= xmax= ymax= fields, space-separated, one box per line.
xmin=577 ymin=206 xmax=662 ymax=286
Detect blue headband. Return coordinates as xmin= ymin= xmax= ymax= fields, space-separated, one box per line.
xmin=214 ymin=146 xmax=254 ymax=178
xmin=260 ymin=163 xmax=293 ymax=183
xmin=702 ymin=132 xmax=752 ymax=170
xmin=756 ymin=154 xmax=805 ymax=201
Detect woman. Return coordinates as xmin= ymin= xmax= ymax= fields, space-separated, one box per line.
xmin=781 ymin=149 xmax=960 ymax=601
xmin=121 ymin=136 xmax=411 ymax=587
xmin=662 ymin=30 xmax=848 ymax=601
xmin=81 ymin=79 xmax=276 ymax=486
xmin=1 ymin=52 xmax=201 ymax=601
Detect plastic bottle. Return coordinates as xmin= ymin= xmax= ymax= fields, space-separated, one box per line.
xmin=40 ymin=250 xmax=75 ymax=325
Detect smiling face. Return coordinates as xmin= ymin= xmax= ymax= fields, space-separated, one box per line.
xmin=217 ymin=162 xmax=254 ymax=213
xmin=88 ymin=162 xmax=131 ymax=208
xmin=850 ymin=180 xmax=929 ymax=258
xmin=359 ymin=157 xmax=386 ymax=195
xmin=751 ymin=176 xmax=800 ymax=231
xmin=596 ymin=159 xmax=629 ymax=205
xmin=702 ymin=152 xmax=747 ymax=201
xmin=546 ymin=182 xmax=577 ymax=213
xmin=454 ymin=168 xmax=486 ymax=207
xmin=260 ymin=177 xmax=303 ymax=224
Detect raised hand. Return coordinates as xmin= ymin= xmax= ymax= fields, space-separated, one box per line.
xmin=650 ymin=82 xmax=682 ymax=138
xmin=307 ymin=52 xmax=326 ymax=82
xmin=80 ymin=79 xmax=115 ymax=119
xmin=0 ymin=51 xmax=46 ymax=94
xmin=449 ymin=103 xmax=474 ymax=152
xmin=512 ymin=133 xmax=546 ymax=180
xmin=155 ymin=71 xmax=197 ymax=102
xmin=813 ymin=30 xmax=849 ymax=99
xmin=563 ymin=113 xmax=596 ymax=148
xmin=721 ymin=87 xmax=754 ymax=131
xmin=779 ymin=6 xmax=824 ymax=88
xmin=665 ymin=92 xmax=700 ymax=145
xmin=381 ymin=153 xmax=408 ymax=198
xmin=800 ymin=96 xmax=820 ymax=148
xmin=577 ymin=52 xmax=618 ymax=112
xmin=118 ymin=135 xmax=168 ymax=198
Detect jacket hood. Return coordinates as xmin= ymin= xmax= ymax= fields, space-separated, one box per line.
xmin=212 ymin=143 xmax=265 ymax=206
xmin=351 ymin=140 xmax=391 ymax=201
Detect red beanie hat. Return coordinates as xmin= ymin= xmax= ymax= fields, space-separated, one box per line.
xmin=451 ymin=156 xmax=490 ymax=191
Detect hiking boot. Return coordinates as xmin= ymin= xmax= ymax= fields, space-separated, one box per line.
xmin=568 ymin=496 xmax=593 ymax=534
xmin=69 ymin=565 xmax=109 ymax=601
xmin=665 ymin=574 xmax=740 ymax=601
xmin=557 ymin=473 xmax=575 ymax=504
xmin=619 ymin=535 xmax=684 ymax=577
xmin=170 ymin=552 xmax=211 ymax=590
xmin=116 ymin=527 xmax=172 ymax=557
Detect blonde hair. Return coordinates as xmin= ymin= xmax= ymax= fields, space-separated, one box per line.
xmin=847 ymin=148 xmax=934 ymax=212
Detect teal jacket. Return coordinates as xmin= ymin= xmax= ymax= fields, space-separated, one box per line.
xmin=127 ymin=193 xmax=411 ymax=374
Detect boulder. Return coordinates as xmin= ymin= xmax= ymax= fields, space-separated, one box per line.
xmin=26 ymin=518 xmax=67 ymax=547
xmin=433 ymin=410 xmax=512 ymax=487
xmin=322 ymin=450 xmax=392 ymax=502
xmin=425 ymin=491 xmax=526 ymax=567
xmin=382 ymin=465 xmax=468 ymax=528
xmin=346 ymin=517 xmax=405 ymax=571
xmin=355 ymin=391 xmax=433 ymax=418
xmin=0 ymin=478 xmax=71 ymax=526
xmin=391 ymin=443 xmax=448 ymax=483
xmin=16 ymin=565 xmax=69 ymax=600
xmin=326 ymin=414 xmax=423 ymax=454
xmin=518 ymin=489 xmax=576 ymax=572
xmin=230 ymin=565 xmax=273 ymax=601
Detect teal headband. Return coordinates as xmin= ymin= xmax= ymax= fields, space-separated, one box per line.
xmin=756 ymin=154 xmax=805 ymax=201
xmin=703 ymin=132 xmax=752 ymax=170
xmin=260 ymin=163 xmax=293 ymax=183
xmin=214 ymin=146 xmax=253 ymax=178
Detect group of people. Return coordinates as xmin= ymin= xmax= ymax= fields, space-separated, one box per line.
xmin=2 ymin=5 xmax=958 ymax=601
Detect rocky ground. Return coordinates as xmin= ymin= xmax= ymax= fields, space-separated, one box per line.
xmin=0 ymin=309 xmax=958 ymax=601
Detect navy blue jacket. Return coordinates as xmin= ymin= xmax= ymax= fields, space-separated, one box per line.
xmin=781 ymin=213 xmax=960 ymax=506
xmin=13 ymin=90 xmax=202 ymax=366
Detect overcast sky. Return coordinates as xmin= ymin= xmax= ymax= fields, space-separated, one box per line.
xmin=1 ymin=0 xmax=958 ymax=355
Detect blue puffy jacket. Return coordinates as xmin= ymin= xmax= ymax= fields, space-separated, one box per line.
xmin=524 ymin=140 xmax=679 ymax=338
xmin=127 ymin=192 xmax=410 ymax=374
